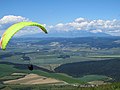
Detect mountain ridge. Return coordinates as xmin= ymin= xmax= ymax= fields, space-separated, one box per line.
xmin=20 ymin=30 xmax=111 ymax=38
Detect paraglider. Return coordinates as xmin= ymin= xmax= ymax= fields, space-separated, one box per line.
xmin=28 ymin=64 xmax=33 ymax=71
xmin=0 ymin=21 xmax=48 ymax=70
xmin=0 ymin=21 xmax=47 ymax=50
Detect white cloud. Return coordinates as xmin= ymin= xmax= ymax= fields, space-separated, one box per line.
xmin=1 ymin=15 xmax=120 ymax=36
xmin=0 ymin=15 xmax=29 ymax=24
xmin=75 ymin=18 xmax=86 ymax=23
xmin=90 ymin=29 xmax=102 ymax=33
xmin=48 ymin=18 xmax=120 ymax=36
xmin=0 ymin=15 xmax=30 ymax=35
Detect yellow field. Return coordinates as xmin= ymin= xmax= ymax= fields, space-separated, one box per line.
xmin=3 ymin=73 xmax=65 ymax=85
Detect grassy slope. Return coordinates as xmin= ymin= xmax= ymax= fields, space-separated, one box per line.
xmin=55 ymin=59 xmax=120 ymax=82
xmin=89 ymin=55 xmax=120 ymax=58
xmin=0 ymin=63 xmax=83 ymax=84
xmin=78 ymin=75 xmax=110 ymax=82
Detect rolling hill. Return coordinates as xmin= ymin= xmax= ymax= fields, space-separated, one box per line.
xmin=55 ymin=59 xmax=120 ymax=82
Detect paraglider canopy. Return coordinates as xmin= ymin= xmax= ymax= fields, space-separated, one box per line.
xmin=0 ymin=21 xmax=48 ymax=50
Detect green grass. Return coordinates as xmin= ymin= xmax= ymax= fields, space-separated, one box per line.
xmin=0 ymin=63 xmax=84 ymax=84
xmin=0 ymin=64 xmax=20 ymax=77
xmin=89 ymin=55 xmax=120 ymax=58
xmin=78 ymin=75 xmax=110 ymax=82
xmin=26 ymin=70 xmax=84 ymax=84
xmin=0 ymin=75 xmax=24 ymax=81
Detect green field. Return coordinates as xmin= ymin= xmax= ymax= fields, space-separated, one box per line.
xmin=78 ymin=75 xmax=111 ymax=82
xmin=88 ymin=55 xmax=120 ymax=58
xmin=0 ymin=63 xmax=84 ymax=84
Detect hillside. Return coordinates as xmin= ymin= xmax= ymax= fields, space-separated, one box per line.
xmin=0 ymin=62 xmax=83 ymax=84
xmin=55 ymin=59 xmax=120 ymax=82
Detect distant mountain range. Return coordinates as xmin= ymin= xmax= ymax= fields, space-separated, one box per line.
xmin=21 ymin=30 xmax=111 ymax=38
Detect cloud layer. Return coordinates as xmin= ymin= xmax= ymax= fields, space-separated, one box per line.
xmin=48 ymin=18 xmax=120 ymax=36
xmin=0 ymin=15 xmax=120 ymax=36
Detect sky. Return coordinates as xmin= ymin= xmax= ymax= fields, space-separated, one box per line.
xmin=0 ymin=0 xmax=120 ymax=36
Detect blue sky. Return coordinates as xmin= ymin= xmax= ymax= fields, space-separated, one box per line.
xmin=0 ymin=0 xmax=120 ymax=36
xmin=0 ymin=0 xmax=120 ymax=25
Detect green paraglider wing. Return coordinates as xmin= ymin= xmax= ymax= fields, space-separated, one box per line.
xmin=0 ymin=22 xmax=48 ymax=50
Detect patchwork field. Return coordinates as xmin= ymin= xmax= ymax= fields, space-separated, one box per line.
xmin=4 ymin=73 xmax=65 ymax=85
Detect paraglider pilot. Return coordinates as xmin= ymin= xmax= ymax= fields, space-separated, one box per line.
xmin=28 ymin=64 xmax=33 ymax=71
